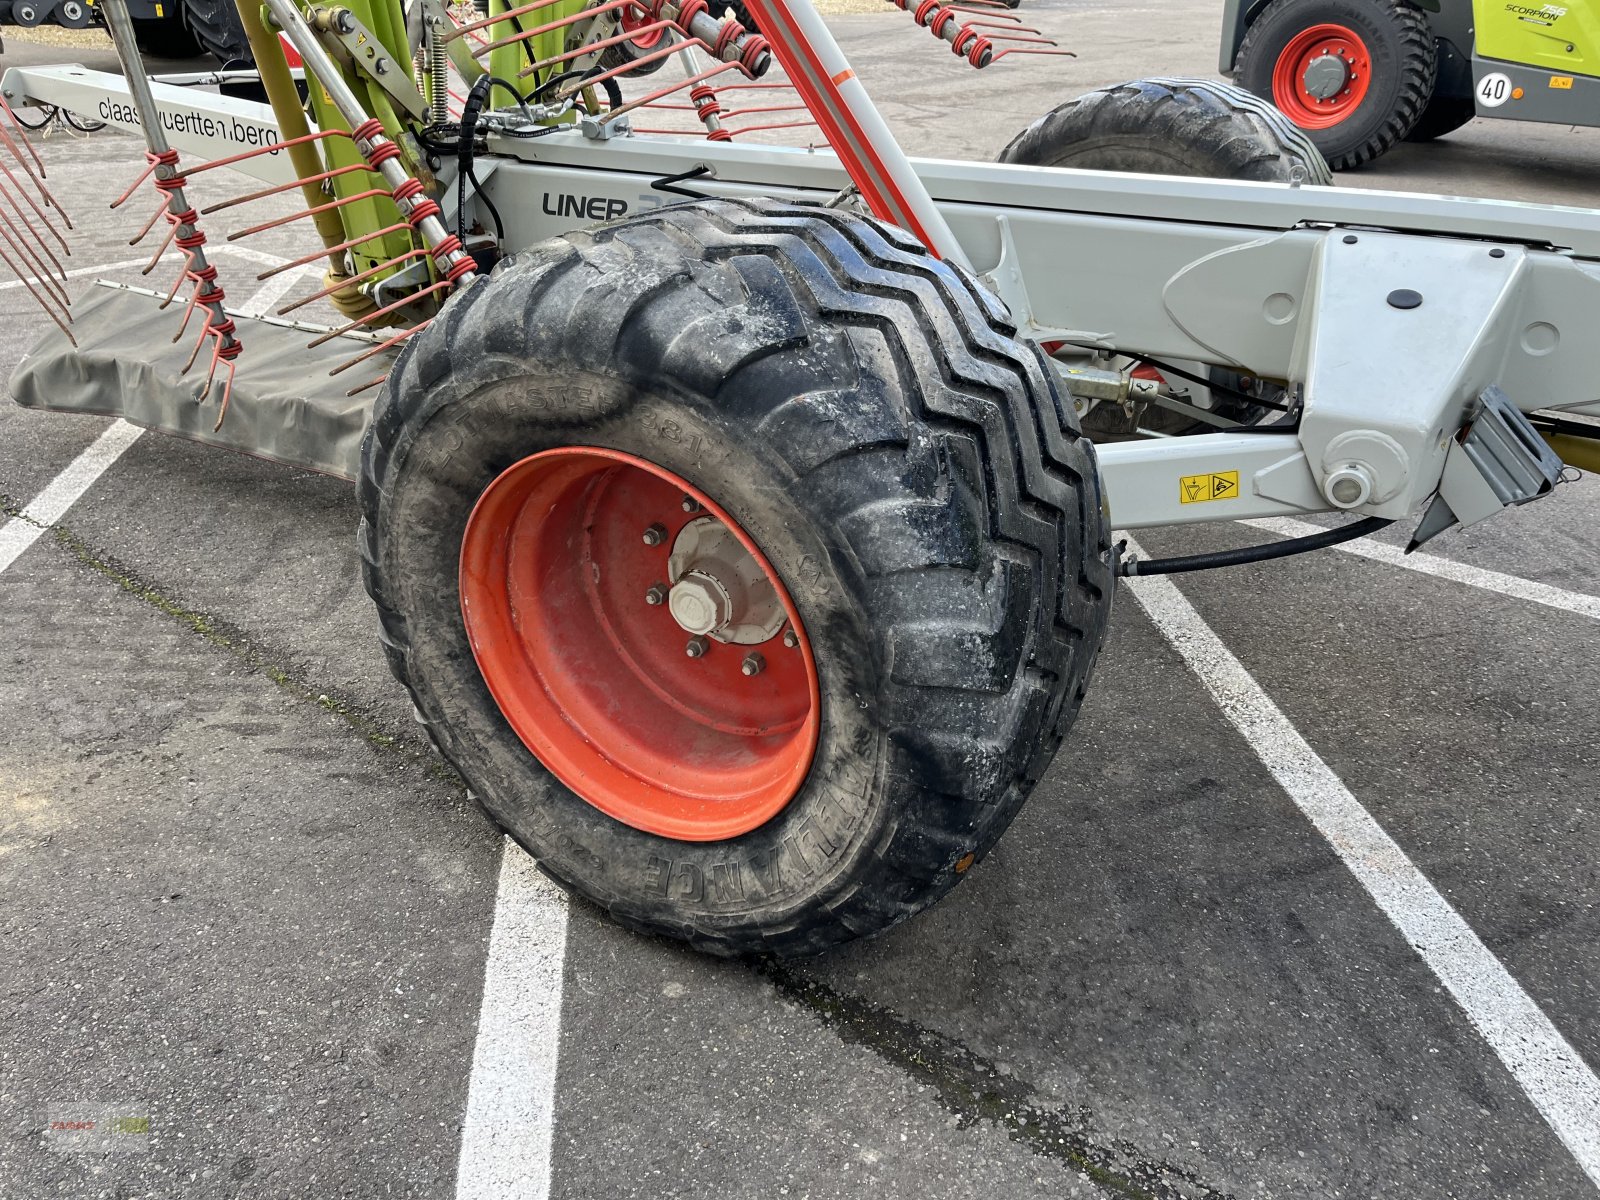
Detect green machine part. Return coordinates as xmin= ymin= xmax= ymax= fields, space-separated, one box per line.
xmin=1473 ymin=0 xmax=1600 ymax=78
xmin=283 ymin=0 xmax=587 ymax=280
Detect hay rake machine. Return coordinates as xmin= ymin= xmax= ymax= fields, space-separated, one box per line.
xmin=1 ymin=0 xmax=1596 ymax=956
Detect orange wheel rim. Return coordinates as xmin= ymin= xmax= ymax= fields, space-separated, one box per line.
xmin=1271 ymin=23 xmax=1372 ymax=129
xmin=459 ymin=448 xmax=821 ymax=842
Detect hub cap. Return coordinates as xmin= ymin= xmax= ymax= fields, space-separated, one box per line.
xmin=458 ymin=447 xmax=820 ymax=842
xmin=1271 ymin=23 xmax=1372 ymax=129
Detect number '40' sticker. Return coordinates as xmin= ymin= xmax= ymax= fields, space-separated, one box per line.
xmin=1479 ymin=72 xmax=1514 ymax=107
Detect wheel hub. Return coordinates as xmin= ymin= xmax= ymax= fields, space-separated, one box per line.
xmin=666 ymin=516 xmax=785 ymax=644
xmin=1271 ymin=23 xmax=1373 ymax=129
xmin=1301 ymin=52 xmax=1349 ymax=101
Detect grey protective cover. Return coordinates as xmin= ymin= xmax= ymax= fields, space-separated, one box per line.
xmin=8 ymin=283 xmax=396 ymax=481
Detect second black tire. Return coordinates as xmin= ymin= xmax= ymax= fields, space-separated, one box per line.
xmin=999 ymin=76 xmax=1332 ymax=185
xmin=360 ymin=198 xmax=1115 ymax=957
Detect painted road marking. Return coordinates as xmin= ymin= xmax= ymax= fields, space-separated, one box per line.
xmin=1122 ymin=535 xmax=1600 ymax=1191
xmin=1242 ymin=517 xmax=1600 ymax=622
xmin=455 ymin=841 xmax=570 ymax=1200
xmin=0 ymin=419 xmax=144 ymax=574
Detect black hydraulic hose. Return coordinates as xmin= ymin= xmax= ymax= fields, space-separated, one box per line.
xmin=457 ymin=75 xmax=495 ymax=243
xmin=1117 ymin=517 xmax=1393 ymax=577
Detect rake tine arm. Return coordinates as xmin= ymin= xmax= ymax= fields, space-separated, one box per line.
xmin=276 ymin=248 xmax=431 ymax=315
xmin=476 ymin=0 xmax=633 ymax=58
xmin=329 ymin=322 xmax=426 ymax=376
xmin=255 ymin=223 xmax=415 ymax=281
xmin=141 ymin=219 xmax=182 ymax=275
xmin=0 ymin=241 xmax=75 ymax=346
xmin=201 ymin=164 xmax=379 ymax=215
xmin=0 ymin=186 xmax=69 ymax=289
xmin=306 ymin=279 xmax=452 ymax=348
xmin=0 ymin=95 xmax=48 ymax=177
xmin=128 ymin=196 xmax=171 ymax=247
xmin=0 ymin=161 xmax=72 ymax=254
xmin=0 ymin=220 xmax=70 ymax=311
xmin=226 ymin=189 xmax=396 ymax=242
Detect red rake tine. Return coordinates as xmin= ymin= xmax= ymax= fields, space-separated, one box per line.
xmin=306 ymin=279 xmax=451 ymax=348
xmin=141 ymin=218 xmax=182 ymax=275
xmin=255 ymin=222 xmax=414 ymax=281
xmin=182 ymin=129 xmax=352 ymax=177
xmin=482 ymin=0 xmax=635 ymax=60
xmin=329 ymin=322 xmax=427 ymax=377
xmin=226 ymin=188 xmax=395 ymax=242
xmin=517 ymin=19 xmax=676 ymax=73
xmin=128 ymin=196 xmax=171 ymax=247
xmin=0 ymin=220 xmax=70 ymax=312
xmin=0 ymin=95 xmax=47 ymax=177
xmin=0 ymin=242 xmax=75 ymax=346
xmin=0 ymin=163 xmax=72 ymax=255
xmin=443 ymin=0 xmax=589 ymax=43
xmin=202 ymin=163 xmax=379 ymax=215
xmin=0 ymin=189 xmax=69 ymax=292
xmin=601 ymin=60 xmax=742 ymax=122
xmin=109 ymin=156 xmax=163 ymax=210
xmin=345 ymin=372 xmax=389 ymax=398
xmin=0 ymin=118 xmax=69 ymax=225
xmin=987 ymin=45 xmax=1075 ymax=61
xmin=276 ymin=248 xmax=432 ymax=316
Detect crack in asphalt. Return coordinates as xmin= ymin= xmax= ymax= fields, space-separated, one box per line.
xmin=760 ymin=961 xmax=1235 ymax=1200
xmin=4 ymin=491 xmax=1232 ymax=1200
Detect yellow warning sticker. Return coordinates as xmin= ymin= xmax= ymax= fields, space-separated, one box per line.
xmin=1179 ymin=470 xmax=1240 ymax=504
xmin=1552 ymin=75 xmax=1575 ymax=89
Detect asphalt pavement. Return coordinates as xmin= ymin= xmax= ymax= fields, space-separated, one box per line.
xmin=1 ymin=3 xmax=1598 ymax=1198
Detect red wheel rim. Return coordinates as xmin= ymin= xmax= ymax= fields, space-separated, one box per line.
xmin=619 ymin=3 xmax=666 ymax=50
xmin=1271 ymin=23 xmax=1372 ymax=129
xmin=459 ymin=448 xmax=820 ymax=842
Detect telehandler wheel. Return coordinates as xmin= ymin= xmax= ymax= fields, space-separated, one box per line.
xmin=1234 ymin=0 xmax=1435 ymax=169
xmin=360 ymin=198 xmax=1114 ymax=957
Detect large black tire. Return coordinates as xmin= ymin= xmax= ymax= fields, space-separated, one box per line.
xmin=180 ymin=0 xmax=253 ymax=66
xmin=1235 ymin=0 xmax=1435 ymax=169
xmin=359 ymin=198 xmax=1114 ymax=957
xmin=1000 ymin=76 xmax=1332 ymax=185
xmin=1404 ymin=92 xmax=1473 ymax=142
xmin=132 ymin=14 xmax=202 ymax=57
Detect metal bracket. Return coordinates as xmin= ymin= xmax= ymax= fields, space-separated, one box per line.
xmin=1409 ymin=385 xmax=1566 ymax=550
xmin=307 ymin=5 xmax=429 ymax=121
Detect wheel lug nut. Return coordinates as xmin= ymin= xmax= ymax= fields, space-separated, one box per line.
xmin=681 ymin=495 xmax=701 ymax=513
xmin=685 ymin=636 xmax=709 ymax=659
xmin=642 ymin=523 xmax=667 ymax=546
xmin=645 ymin=583 xmax=667 ymax=606
xmin=741 ymin=652 xmax=765 ymax=677
xmin=781 ymin=627 xmax=799 ymax=649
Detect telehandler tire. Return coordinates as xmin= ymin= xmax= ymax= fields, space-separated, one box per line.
xmin=360 ymin=198 xmax=1114 ymax=957
xmin=1234 ymin=0 xmax=1436 ymax=169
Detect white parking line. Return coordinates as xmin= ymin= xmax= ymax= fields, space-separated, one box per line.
xmin=455 ymin=840 xmax=570 ymax=1200
xmin=0 ymin=419 xmax=144 ymax=574
xmin=1242 ymin=517 xmax=1600 ymax=622
xmin=1121 ymin=535 xmax=1600 ymax=1191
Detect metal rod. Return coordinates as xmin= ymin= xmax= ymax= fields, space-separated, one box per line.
xmin=739 ymin=0 xmax=969 ymax=266
xmin=98 ymin=0 xmax=239 ymax=359
xmin=260 ymin=0 xmax=477 ymax=286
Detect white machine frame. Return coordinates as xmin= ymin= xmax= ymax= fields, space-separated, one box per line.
xmin=5 ymin=0 xmax=1596 ymax=534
